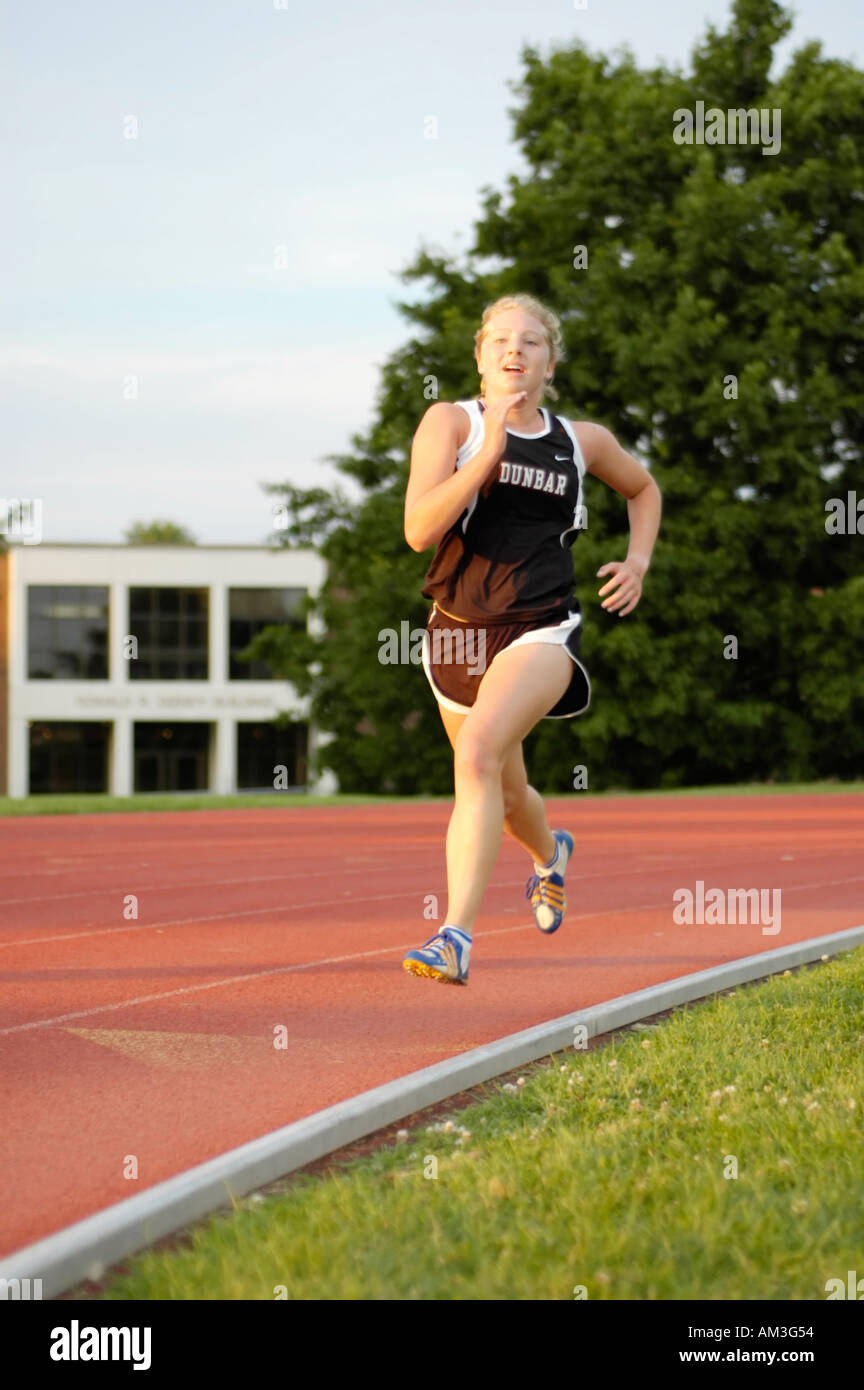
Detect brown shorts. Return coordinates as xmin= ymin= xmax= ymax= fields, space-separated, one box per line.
xmin=421 ymin=602 xmax=591 ymax=720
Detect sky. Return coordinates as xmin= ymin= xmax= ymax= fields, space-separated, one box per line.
xmin=2 ymin=0 xmax=859 ymax=546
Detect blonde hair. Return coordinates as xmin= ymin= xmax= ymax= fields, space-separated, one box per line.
xmin=474 ymin=293 xmax=565 ymax=403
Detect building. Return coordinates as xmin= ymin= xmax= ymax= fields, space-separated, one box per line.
xmin=0 ymin=543 xmax=334 ymax=797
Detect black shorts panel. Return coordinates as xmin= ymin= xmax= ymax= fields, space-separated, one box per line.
xmin=421 ymin=604 xmax=590 ymax=720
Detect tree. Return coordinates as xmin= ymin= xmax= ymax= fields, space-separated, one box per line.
xmin=251 ymin=0 xmax=864 ymax=791
xmin=125 ymin=520 xmax=197 ymax=545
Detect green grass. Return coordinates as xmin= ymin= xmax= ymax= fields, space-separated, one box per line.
xmin=97 ymin=948 xmax=864 ymax=1301
xmin=2 ymin=780 xmax=862 ymax=816
xmin=0 ymin=792 xmax=392 ymax=816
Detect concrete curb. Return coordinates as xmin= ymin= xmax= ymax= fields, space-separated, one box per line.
xmin=3 ymin=925 xmax=862 ymax=1300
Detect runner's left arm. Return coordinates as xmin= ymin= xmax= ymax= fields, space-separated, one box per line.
xmin=575 ymin=422 xmax=662 ymax=617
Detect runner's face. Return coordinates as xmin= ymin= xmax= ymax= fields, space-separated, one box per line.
xmin=478 ymin=312 xmax=552 ymax=398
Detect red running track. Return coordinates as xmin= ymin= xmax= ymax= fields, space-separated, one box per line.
xmin=1 ymin=794 xmax=862 ymax=1256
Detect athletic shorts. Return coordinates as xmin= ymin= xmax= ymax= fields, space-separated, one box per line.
xmin=421 ymin=602 xmax=591 ymax=720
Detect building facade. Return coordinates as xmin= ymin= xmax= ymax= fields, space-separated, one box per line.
xmin=0 ymin=544 xmax=334 ymax=797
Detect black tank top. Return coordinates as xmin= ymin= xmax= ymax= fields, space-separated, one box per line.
xmin=421 ymin=399 xmax=587 ymax=625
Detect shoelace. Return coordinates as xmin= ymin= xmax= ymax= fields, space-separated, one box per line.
xmin=525 ymin=874 xmax=541 ymax=900
xmin=423 ymin=931 xmax=453 ymax=951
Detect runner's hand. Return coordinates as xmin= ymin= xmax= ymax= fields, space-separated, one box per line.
xmin=597 ymin=560 xmax=643 ymax=617
xmin=481 ymin=392 xmax=527 ymax=475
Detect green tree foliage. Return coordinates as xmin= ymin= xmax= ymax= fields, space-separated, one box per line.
xmin=125 ymin=520 xmax=197 ymax=544
xmin=251 ymin=0 xmax=864 ymax=792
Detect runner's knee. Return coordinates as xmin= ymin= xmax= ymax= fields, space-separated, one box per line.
xmin=453 ymin=725 xmax=503 ymax=784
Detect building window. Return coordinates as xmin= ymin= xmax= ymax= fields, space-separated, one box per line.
xmin=237 ymin=721 xmax=308 ymax=789
xmin=133 ymin=723 xmax=211 ymax=792
xmin=229 ymin=588 xmax=306 ymax=680
xmin=128 ymin=588 xmax=208 ymax=680
xmin=27 ymin=586 xmax=109 ymax=680
xmin=29 ymin=722 xmax=110 ymax=793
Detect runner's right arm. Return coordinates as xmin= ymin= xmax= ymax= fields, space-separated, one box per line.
xmin=404 ymin=396 xmax=525 ymax=552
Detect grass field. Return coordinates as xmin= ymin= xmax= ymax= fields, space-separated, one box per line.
xmin=94 ymin=947 xmax=864 ymax=1301
xmin=3 ymin=780 xmax=862 ymax=816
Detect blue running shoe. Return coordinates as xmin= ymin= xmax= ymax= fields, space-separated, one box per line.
xmin=526 ymin=830 xmax=574 ymax=934
xmin=403 ymin=927 xmax=470 ymax=985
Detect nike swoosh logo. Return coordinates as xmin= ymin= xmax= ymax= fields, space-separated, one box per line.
xmin=554 ymin=454 xmax=570 ymax=461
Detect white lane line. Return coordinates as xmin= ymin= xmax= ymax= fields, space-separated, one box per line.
xmin=0 ymin=900 xmax=675 ymax=1036
xmin=0 ymin=856 xmax=758 ymax=908
xmin=2 ymin=882 xmax=863 ymax=1038
xmin=1 ymin=867 xmax=862 ymax=952
xmin=0 ymin=866 xmax=395 ymax=906
xmin=1 ymin=844 xmax=858 ymax=904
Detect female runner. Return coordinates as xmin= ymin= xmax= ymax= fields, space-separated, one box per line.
xmin=402 ymin=293 xmax=661 ymax=984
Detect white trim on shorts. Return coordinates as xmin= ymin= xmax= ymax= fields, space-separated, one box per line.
xmin=421 ymin=606 xmax=591 ymax=719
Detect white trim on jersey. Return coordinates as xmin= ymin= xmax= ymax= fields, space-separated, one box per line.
xmin=507 ymin=407 xmax=552 ymax=439
xmin=558 ymin=417 xmax=588 ymax=479
xmin=556 ymin=416 xmax=587 ymax=548
xmin=453 ymin=400 xmax=485 ymax=533
xmin=454 ymin=399 xmax=485 ymax=467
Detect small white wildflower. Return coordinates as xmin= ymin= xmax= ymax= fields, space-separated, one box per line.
xmin=396 ymin=1129 xmax=409 ymax=1143
xmin=641 ymin=1038 xmax=651 ymax=1049
xmin=608 ymin=1059 xmax=618 ymax=1069
xmin=560 ymin=1064 xmax=568 ymax=1072
xmin=516 ymin=1077 xmax=526 ymax=1087
xmin=847 ymin=1099 xmax=856 ymax=1111
xmin=442 ymin=1120 xmax=455 ymax=1133
xmin=778 ymin=1096 xmax=788 ymax=1105
xmin=630 ymin=1098 xmax=643 ymax=1112
xmin=724 ymin=1085 xmax=735 ymax=1094
xmin=710 ymin=1090 xmax=722 ymax=1103
xmin=502 ymin=1083 xmax=518 ymax=1094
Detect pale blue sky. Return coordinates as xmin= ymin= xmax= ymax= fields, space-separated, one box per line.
xmin=2 ymin=1 xmax=858 ymax=544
